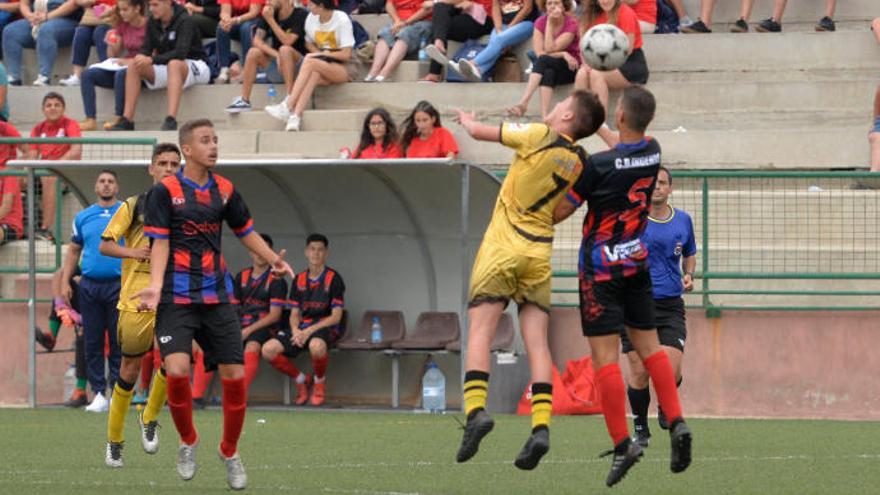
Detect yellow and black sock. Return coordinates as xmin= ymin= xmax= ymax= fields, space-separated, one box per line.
xmin=530 ymin=382 xmax=553 ymax=433
xmin=107 ymin=378 xmax=136 ymax=443
xmin=142 ymin=368 xmax=167 ymax=425
xmin=463 ymin=370 xmax=489 ymax=418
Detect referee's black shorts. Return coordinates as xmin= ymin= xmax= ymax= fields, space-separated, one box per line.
xmin=156 ymin=303 xmax=244 ymax=371
xmin=621 ymin=297 xmax=687 ymax=353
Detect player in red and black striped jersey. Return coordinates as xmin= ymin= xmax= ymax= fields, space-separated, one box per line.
xmin=262 ymin=234 xmax=345 ymax=407
xmin=233 ymin=233 xmax=289 ymax=391
xmin=554 ymin=86 xmax=692 ymax=487
xmin=136 ymin=119 xmax=293 ymax=491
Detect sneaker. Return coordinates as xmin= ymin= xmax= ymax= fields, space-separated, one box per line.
xmin=34 ymin=326 xmax=56 ymax=351
xmin=514 ymin=428 xmax=550 ymax=470
xmin=679 ymin=15 xmax=694 ymax=28
xmin=32 ymin=75 xmax=50 ymax=86
xmin=285 ymin=114 xmax=301 ymax=132
xmin=310 ymin=380 xmax=325 ymax=406
xmin=218 ymin=450 xmax=247 ymax=490
xmin=816 ymin=16 xmax=835 ymax=32
xmin=265 ymin=102 xmax=291 ymax=122
xmin=669 ymin=420 xmax=693 ymax=473
xmin=160 ymin=116 xmax=178 ymax=131
xmin=65 ymin=388 xmax=88 ymax=408
xmin=177 ymin=441 xmax=198 ymax=481
xmin=756 ymin=18 xmax=781 ymax=32
xmin=730 ymin=18 xmax=749 ymax=33
xmin=34 ymin=228 xmax=56 ymax=242
xmin=374 ymin=75 xmax=385 ymax=83
xmin=105 ymin=441 xmax=124 ymax=468
xmin=294 ymin=375 xmax=312 ymax=405
xmin=79 ymin=118 xmax=98 ymax=131
xmin=60 ymin=74 xmax=80 ymax=86
xmin=658 ymin=406 xmax=670 ymax=430
xmin=103 ymin=117 xmax=121 ymax=131
xmin=8 ymin=78 xmax=22 ymax=86
xmin=601 ymin=437 xmax=643 ymax=487
xmin=138 ymin=410 xmax=160 ymax=455
xmin=458 ymin=59 xmax=482 ymax=82
xmin=681 ymin=20 xmax=711 ymax=33
xmin=216 ymin=67 xmax=230 ymax=84
xmin=364 ymin=74 xmax=376 ymax=82
xmin=455 ymin=409 xmax=495 ymax=463
xmin=85 ymin=392 xmax=109 ymax=413
xmin=424 ymin=44 xmax=449 ymax=67
xmin=109 ymin=117 xmax=135 ymax=131
xmin=225 ymin=97 xmax=251 ymax=114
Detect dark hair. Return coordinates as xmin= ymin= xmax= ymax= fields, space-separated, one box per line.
xmin=151 ymin=142 xmax=181 ymax=163
xmin=401 ymin=101 xmax=441 ymax=153
xmin=569 ymin=90 xmax=605 ymax=141
xmin=353 ymin=108 xmax=399 ymax=158
xmin=98 ymin=169 xmax=118 ymax=180
xmin=179 ymin=119 xmax=214 ymax=146
xmin=260 ymin=233 xmax=274 ymax=248
xmin=306 ymin=233 xmax=329 ymax=247
xmin=118 ymin=0 xmax=146 ymax=15
xmin=42 ymin=92 xmax=65 ymax=108
xmin=583 ymin=0 xmax=621 ymax=26
xmin=657 ymin=165 xmax=671 ymax=185
xmin=311 ymin=0 xmax=337 ymax=10
xmin=620 ymin=85 xmax=656 ymax=133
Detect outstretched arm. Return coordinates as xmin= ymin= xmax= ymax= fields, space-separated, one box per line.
xmin=239 ymin=231 xmax=294 ymax=279
xmin=454 ymin=109 xmax=501 ymax=143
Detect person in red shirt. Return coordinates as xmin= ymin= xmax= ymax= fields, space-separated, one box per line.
xmin=623 ymin=0 xmax=655 ymax=32
xmin=352 ymin=108 xmax=403 ymax=159
xmin=420 ymin=0 xmax=494 ymax=82
xmin=26 ymin=92 xmax=83 ymax=242
xmin=402 ymin=101 xmax=458 ymax=159
xmin=0 ymin=121 xmax=29 ymax=169
xmin=0 ymin=170 xmax=23 ymax=244
xmin=215 ymin=0 xmax=266 ymax=83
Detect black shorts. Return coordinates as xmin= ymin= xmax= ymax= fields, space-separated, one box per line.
xmin=620 ymin=48 xmax=649 ymax=85
xmin=272 ymin=327 xmax=336 ymax=358
xmin=579 ymin=270 xmax=656 ymax=337
xmin=155 ymin=303 xmax=244 ymax=372
xmin=621 ymin=297 xmax=687 ymax=353
xmin=243 ymin=327 xmax=281 ymax=346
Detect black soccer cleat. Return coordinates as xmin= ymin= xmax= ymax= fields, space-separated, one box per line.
xmin=658 ymin=406 xmax=670 ymax=430
xmin=455 ymin=409 xmax=495 ymax=463
xmin=601 ymin=437 xmax=643 ymax=487
xmin=514 ymin=428 xmax=550 ymax=470
xmin=634 ymin=429 xmax=651 ymax=448
xmin=669 ymin=420 xmax=693 ymax=473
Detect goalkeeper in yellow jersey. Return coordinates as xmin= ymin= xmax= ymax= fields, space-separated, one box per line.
xmin=452 ymin=90 xmax=605 ymax=469
xmin=98 ymin=143 xmax=182 ymax=468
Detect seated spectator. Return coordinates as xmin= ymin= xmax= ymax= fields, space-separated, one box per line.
xmin=0 ymin=165 xmax=23 ymax=245
xmin=575 ymin=0 xmax=647 ymax=113
xmin=363 ymin=0 xmax=431 ymax=83
xmin=420 ymin=0 xmax=493 ymax=83
xmin=78 ymin=0 xmax=147 ymax=130
xmin=683 ymin=0 xmax=836 ymax=34
xmin=402 ymin=100 xmax=458 ymax=158
xmin=262 ymin=233 xmax=345 ymax=407
xmin=2 ymin=0 xmax=83 ymax=86
xmin=352 ymin=107 xmax=403 ymax=158
xmin=624 ymin=0 xmax=655 ymax=33
xmin=450 ymin=0 xmax=537 ymax=82
xmin=214 ymin=0 xmax=264 ymax=83
xmin=0 ymin=1 xmax=22 ymax=48
xmin=224 ymin=0 xmax=307 ymax=113
xmin=0 ymin=120 xmax=29 ymax=167
xmin=0 ymin=61 xmax=9 ymax=121
xmin=264 ymin=0 xmax=354 ymax=132
xmin=110 ymin=0 xmax=209 ymax=131
xmin=60 ymin=0 xmax=116 ymax=86
xmin=507 ymin=0 xmax=578 ymax=118
xmin=182 ymin=0 xmax=221 ymax=38
xmin=26 ymin=92 xmax=82 ymax=242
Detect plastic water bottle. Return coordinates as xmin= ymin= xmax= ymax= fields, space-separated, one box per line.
xmin=63 ymin=364 xmax=76 ymax=401
xmin=267 ymin=84 xmax=277 ymax=105
xmin=418 ymin=36 xmax=428 ymax=62
xmin=422 ymin=362 xmax=446 ymax=412
xmin=370 ymin=316 xmax=383 ymax=344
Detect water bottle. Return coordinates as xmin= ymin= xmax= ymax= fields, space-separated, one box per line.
xmin=63 ymin=364 xmax=76 ymax=401
xmin=267 ymin=84 xmax=277 ymax=105
xmin=418 ymin=36 xmax=428 ymax=62
xmin=370 ymin=316 xmax=383 ymax=344
xmin=422 ymin=361 xmax=446 ymax=412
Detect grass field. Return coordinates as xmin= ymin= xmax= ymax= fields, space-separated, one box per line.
xmin=0 ymin=408 xmax=878 ymax=494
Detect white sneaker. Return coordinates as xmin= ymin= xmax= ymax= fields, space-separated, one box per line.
xmin=424 ymin=44 xmax=449 ymax=66
xmin=680 ymin=15 xmax=694 ymax=28
xmin=264 ymin=102 xmax=290 ymax=122
xmin=364 ymin=74 xmax=376 ymax=82
xmin=177 ymin=441 xmax=198 ymax=481
xmin=219 ymin=451 xmax=247 ymax=490
xmin=85 ymin=392 xmax=109 ymax=412
xmin=224 ymin=96 xmax=252 ymax=114
xmin=458 ymin=60 xmax=482 ymax=82
xmin=60 ymin=74 xmax=80 ymax=86
xmin=105 ymin=441 xmax=123 ymax=468
xmin=374 ymin=75 xmax=385 ymax=82
xmin=138 ymin=410 xmax=160 ymax=454
xmin=285 ymin=114 xmax=301 ymax=132
xmin=32 ymin=75 xmax=50 ymax=87
xmin=216 ymin=67 xmax=230 ymax=84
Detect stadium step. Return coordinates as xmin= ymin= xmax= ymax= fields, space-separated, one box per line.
xmin=678 ymin=0 xmax=875 ymax=24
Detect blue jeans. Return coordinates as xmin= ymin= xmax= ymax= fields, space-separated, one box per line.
xmin=471 ymin=22 xmax=533 ymax=76
xmin=216 ymin=20 xmax=256 ymax=68
xmin=78 ymin=276 xmax=121 ymax=395
xmin=71 ymin=24 xmax=110 ymax=67
xmin=2 ymin=16 xmax=79 ymax=79
xmin=80 ymin=67 xmax=126 ymax=118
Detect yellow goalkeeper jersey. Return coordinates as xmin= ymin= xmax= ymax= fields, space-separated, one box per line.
xmin=101 ymin=194 xmax=152 ymax=313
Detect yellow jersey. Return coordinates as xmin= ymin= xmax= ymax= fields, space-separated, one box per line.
xmin=482 ymin=123 xmax=586 ymax=259
xmin=101 ymin=194 xmax=152 ymax=313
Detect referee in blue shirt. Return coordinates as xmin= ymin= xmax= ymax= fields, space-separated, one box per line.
xmin=61 ymin=171 xmax=124 ymax=413
xmin=621 ymin=166 xmax=696 ymax=448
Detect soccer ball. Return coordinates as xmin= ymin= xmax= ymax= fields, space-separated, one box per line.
xmin=580 ymin=24 xmax=630 ymax=72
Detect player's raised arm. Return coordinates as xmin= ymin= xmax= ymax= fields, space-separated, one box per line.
xmin=454 ymin=109 xmax=501 ymax=143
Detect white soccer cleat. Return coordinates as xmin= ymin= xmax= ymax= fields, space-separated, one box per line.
xmin=85 ymin=392 xmax=109 ymax=413
xmin=138 ymin=410 xmax=160 ymax=454
xmin=264 ymin=102 xmax=291 ymax=121
xmin=219 ymin=450 xmax=247 ymax=491
xmin=105 ymin=441 xmax=123 ymax=468
xmin=176 ymin=441 xmax=198 ymax=481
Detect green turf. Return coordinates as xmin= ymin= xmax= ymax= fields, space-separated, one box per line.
xmin=0 ymin=408 xmax=877 ymax=494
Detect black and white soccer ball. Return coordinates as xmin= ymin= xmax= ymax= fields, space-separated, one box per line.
xmin=580 ymin=24 xmax=630 ymax=72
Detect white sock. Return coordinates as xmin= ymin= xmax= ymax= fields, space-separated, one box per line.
xmin=295 ymin=373 xmax=307 ymax=384
xmin=314 ymin=375 xmax=325 ymax=384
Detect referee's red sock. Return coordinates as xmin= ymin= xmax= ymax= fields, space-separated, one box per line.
xmin=312 ymin=354 xmax=328 ymax=381
xmin=596 ymin=363 xmax=630 ymax=445
xmin=166 ymin=374 xmax=198 ymax=445
xmin=644 ymin=351 xmax=683 ymax=423
xmin=243 ymin=351 xmax=260 ymax=389
xmin=269 ymin=354 xmax=302 ymax=379
xmin=220 ymin=377 xmax=247 ymax=458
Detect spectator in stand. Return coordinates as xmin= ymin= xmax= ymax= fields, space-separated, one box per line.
xmin=0 ymin=120 xmax=28 ymax=166
xmin=78 ymin=0 xmax=147 ymax=131
xmin=214 ymin=0 xmax=265 ymax=83
xmin=683 ymin=0 xmax=836 ymax=34
xmin=402 ymin=100 xmax=458 ymax=158
xmin=624 ymin=0 xmax=654 ymax=33
xmin=420 ymin=0 xmax=493 ymax=83
xmin=352 ymin=107 xmax=403 ymax=158
xmin=110 ymin=0 xmax=209 ymax=131
xmin=224 ymin=0 xmax=308 ymax=113
xmin=264 ymin=0 xmax=354 ymax=132
xmin=182 ymin=0 xmax=221 ymax=38
xmin=59 ymin=0 xmax=116 ymax=86
xmin=0 ymin=152 xmax=23 ymax=245
xmin=26 ymin=92 xmax=82 ymax=242
xmin=2 ymin=0 xmax=83 ymax=86
xmin=363 ymin=0 xmax=432 ymax=83
xmin=507 ymin=0 xmax=578 ymax=118
xmin=0 ymin=2 xmax=21 ymax=49
xmin=575 ymin=0 xmax=647 ymax=113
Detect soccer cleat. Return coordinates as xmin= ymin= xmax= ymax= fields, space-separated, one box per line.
xmin=160 ymin=116 xmax=178 ymax=131
xmin=815 ymin=16 xmax=835 ymax=32
xmin=85 ymin=392 xmax=109 ymax=413
xmin=105 ymin=441 xmax=124 ymax=468
xmin=138 ymin=410 xmax=160 ymax=454
xmin=456 ymin=409 xmax=495 ymax=463
xmin=514 ymin=428 xmax=550 ymax=470
xmin=225 ymin=97 xmax=252 ymax=113
xmin=669 ymin=420 xmax=693 ymax=473
xmin=730 ymin=18 xmax=749 ymax=33
xmin=634 ymin=427 xmax=651 ymax=448
xmin=264 ymin=102 xmax=291 ymax=121
xmin=294 ymin=375 xmax=311 ymax=406
xmin=601 ymin=437 xmax=643 ymax=487
xmin=176 ymin=441 xmax=198 ymax=481
xmin=658 ymin=406 xmax=670 ymax=430
xmin=219 ymin=450 xmax=247 ymax=490
xmin=65 ymin=388 xmax=88 ymax=408
xmin=756 ymin=18 xmax=781 ymax=32
xmin=285 ymin=115 xmax=301 ymax=132
xmin=681 ymin=20 xmax=711 ymax=33
xmin=34 ymin=326 xmax=56 ymax=351
xmin=310 ymin=381 xmax=325 ymax=406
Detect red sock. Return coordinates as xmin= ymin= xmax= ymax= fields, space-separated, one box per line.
xmin=269 ymin=354 xmax=302 ymax=378
xmin=192 ymin=351 xmax=212 ymax=399
xmin=140 ymin=351 xmax=155 ymax=389
xmin=243 ymin=351 xmax=260 ymax=389
xmin=644 ymin=351 xmax=683 ymax=423
xmin=166 ymin=374 xmax=198 ymax=445
xmin=596 ymin=363 xmax=629 ymax=445
xmin=312 ymin=354 xmax=328 ymax=380
xmin=153 ymin=347 xmax=162 ymax=372
xmin=220 ymin=377 xmax=247 ymax=458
